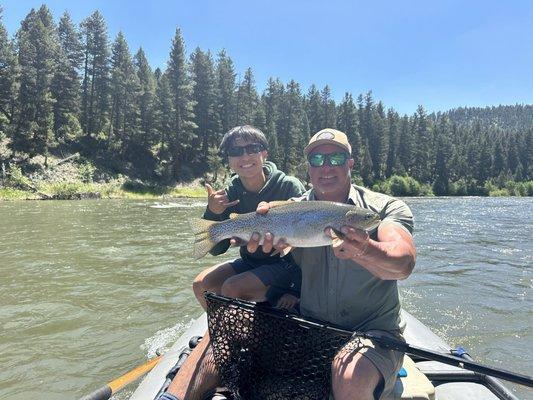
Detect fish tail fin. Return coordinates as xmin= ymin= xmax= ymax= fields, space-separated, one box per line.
xmin=189 ymin=218 xmax=218 ymax=259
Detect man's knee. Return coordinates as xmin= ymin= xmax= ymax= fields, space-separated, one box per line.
xmin=331 ymin=352 xmax=382 ymax=400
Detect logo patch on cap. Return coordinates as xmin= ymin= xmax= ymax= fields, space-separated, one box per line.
xmin=317 ymin=131 xmax=335 ymax=140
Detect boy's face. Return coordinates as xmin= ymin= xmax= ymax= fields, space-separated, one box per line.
xmin=227 ymin=137 xmax=268 ymax=179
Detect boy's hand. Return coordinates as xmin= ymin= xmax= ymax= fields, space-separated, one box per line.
xmin=206 ymin=183 xmax=239 ymax=214
xmin=276 ymin=293 xmax=300 ymax=310
xmin=246 ymin=202 xmax=292 ymax=254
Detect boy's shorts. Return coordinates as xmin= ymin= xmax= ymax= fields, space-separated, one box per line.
xmin=229 ymin=257 xmax=302 ymax=305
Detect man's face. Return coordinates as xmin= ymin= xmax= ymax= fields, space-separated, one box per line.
xmin=227 ymin=137 xmax=267 ymax=179
xmin=307 ymin=144 xmax=354 ymax=201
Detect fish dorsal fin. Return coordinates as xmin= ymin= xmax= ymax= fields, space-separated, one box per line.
xmin=229 ymin=213 xmax=239 ymax=219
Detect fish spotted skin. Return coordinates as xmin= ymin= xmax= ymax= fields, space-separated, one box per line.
xmin=190 ymin=201 xmax=380 ymax=259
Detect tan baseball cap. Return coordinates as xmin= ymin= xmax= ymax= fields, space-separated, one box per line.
xmin=304 ymin=128 xmax=352 ymax=155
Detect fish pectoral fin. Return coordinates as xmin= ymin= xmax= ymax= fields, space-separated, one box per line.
xmin=330 ymin=227 xmax=346 ymax=240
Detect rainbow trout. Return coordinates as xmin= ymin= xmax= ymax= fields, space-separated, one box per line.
xmin=190 ymin=201 xmax=380 ymax=259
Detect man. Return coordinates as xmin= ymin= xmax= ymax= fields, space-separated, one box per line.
xmin=250 ymin=128 xmax=416 ymax=400
xmin=161 ymin=128 xmax=415 ymax=400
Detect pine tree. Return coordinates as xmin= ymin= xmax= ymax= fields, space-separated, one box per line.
xmin=277 ymin=80 xmax=306 ymax=173
xmin=359 ymin=92 xmax=374 ymax=145
xmin=305 ymin=84 xmax=322 ymax=134
xmin=321 ymin=85 xmax=336 ymax=128
xmin=134 ymin=48 xmax=157 ymax=150
xmin=51 ymin=11 xmax=83 ymax=143
xmin=252 ymin=101 xmax=267 ymax=133
xmin=519 ymin=128 xmax=532 ymax=180
xmin=235 ymin=67 xmax=259 ymax=125
xmin=153 ymin=70 xmax=173 ymax=174
xmin=80 ymin=11 xmax=110 ymax=136
xmin=432 ymin=117 xmax=452 ymax=195
xmin=0 ymin=7 xmax=18 ymax=136
xmin=397 ymin=115 xmax=413 ymax=175
xmin=190 ymin=48 xmax=218 ymax=171
xmin=385 ymin=109 xmax=399 ymax=178
xmin=507 ymin=134 xmax=519 ymax=175
xmin=369 ymin=101 xmax=388 ymax=181
xmin=215 ymin=49 xmax=236 ymax=135
xmin=13 ymin=6 xmax=58 ymax=162
xmin=360 ymin=140 xmax=374 ymax=186
xmin=166 ymin=28 xmax=196 ymax=181
xmin=476 ymin=135 xmax=492 ymax=183
xmin=108 ymin=32 xmax=139 ymax=151
xmin=262 ymin=78 xmax=285 ymax=164
xmin=412 ymin=105 xmax=433 ymax=183
xmin=492 ymin=139 xmax=506 ymax=178
xmin=336 ymin=93 xmax=360 ymax=158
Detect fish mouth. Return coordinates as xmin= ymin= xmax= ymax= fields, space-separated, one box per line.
xmin=366 ymin=219 xmax=381 ymax=231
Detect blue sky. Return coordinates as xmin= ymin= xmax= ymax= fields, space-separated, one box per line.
xmin=2 ymin=0 xmax=532 ymax=115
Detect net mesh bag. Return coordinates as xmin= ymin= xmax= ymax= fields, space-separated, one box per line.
xmin=205 ymin=293 xmax=362 ymax=400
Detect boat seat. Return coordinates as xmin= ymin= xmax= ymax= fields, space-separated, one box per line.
xmin=391 ymin=355 xmax=435 ymax=400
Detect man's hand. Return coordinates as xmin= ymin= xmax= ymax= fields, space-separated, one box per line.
xmin=326 ymin=226 xmax=370 ymax=260
xmin=206 ymin=183 xmax=239 ymax=215
xmin=246 ymin=201 xmax=292 ymax=254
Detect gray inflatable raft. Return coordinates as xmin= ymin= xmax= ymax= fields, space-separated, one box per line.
xmin=129 ymin=310 xmax=519 ymax=400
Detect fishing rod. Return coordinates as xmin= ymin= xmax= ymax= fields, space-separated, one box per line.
xmin=207 ymin=293 xmax=533 ymax=388
xmin=359 ymin=331 xmax=533 ymax=388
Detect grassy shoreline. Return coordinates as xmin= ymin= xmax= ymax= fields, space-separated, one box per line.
xmin=0 ymin=181 xmax=207 ymax=201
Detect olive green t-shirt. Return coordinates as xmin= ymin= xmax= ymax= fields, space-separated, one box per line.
xmin=291 ymin=185 xmax=414 ymax=332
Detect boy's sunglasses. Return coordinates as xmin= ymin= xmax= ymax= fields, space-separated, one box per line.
xmin=226 ymin=143 xmax=264 ymax=157
xmin=308 ymin=152 xmax=349 ymax=167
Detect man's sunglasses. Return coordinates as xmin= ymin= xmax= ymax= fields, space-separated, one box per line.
xmin=226 ymin=143 xmax=265 ymax=157
xmin=308 ymin=152 xmax=349 ymax=167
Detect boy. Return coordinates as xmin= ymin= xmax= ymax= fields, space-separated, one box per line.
xmin=192 ymin=125 xmax=305 ymax=310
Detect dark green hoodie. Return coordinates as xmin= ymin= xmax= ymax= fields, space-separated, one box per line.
xmin=203 ymin=161 xmax=305 ymax=264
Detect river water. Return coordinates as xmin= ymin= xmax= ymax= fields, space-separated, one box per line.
xmin=0 ymin=197 xmax=531 ymax=399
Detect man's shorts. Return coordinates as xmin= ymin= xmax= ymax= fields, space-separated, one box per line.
xmin=335 ymin=330 xmax=404 ymax=400
xmin=229 ymin=257 xmax=302 ymax=306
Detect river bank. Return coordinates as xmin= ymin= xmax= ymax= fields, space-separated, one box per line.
xmin=0 ymin=154 xmax=207 ymax=201
xmin=1 ymin=154 xmax=532 ymax=201
xmin=0 ymin=180 xmax=206 ymax=201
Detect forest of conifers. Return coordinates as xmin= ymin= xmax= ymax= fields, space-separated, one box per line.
xmin=1 ymin=6 xmax=532 ymax=196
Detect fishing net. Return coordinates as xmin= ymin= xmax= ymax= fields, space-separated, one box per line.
xmin=205 ymin=293 xmax=363 ymax=400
